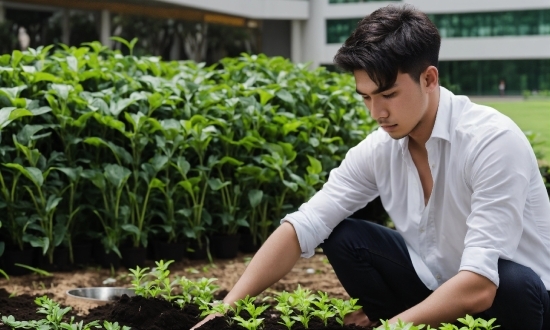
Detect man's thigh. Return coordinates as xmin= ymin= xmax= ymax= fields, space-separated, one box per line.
xmin=322 ymin=219 xmax=432 ymax=321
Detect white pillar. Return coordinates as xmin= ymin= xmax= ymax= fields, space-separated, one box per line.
xmin=62 ymin=9 xmax=70 ymax=45
xmin=302 ymin=0 xmax=325 ymax=68
xmin=100 ymin=9 xmax=111 ymax=48
xmin=0 ymin=1 xmax=5 ymax=24
xmin=291 ymin=20 xmax=302 ymax=64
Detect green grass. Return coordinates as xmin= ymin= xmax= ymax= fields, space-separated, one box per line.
xmin=479 ymin=100 xmax=550 ymax=163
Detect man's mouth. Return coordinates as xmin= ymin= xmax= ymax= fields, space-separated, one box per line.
xmin=381 ymin=124 xmax=398 ymax=132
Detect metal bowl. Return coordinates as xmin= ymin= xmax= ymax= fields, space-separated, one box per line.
xmin=66 ymin=287 xmax=135 ymax=305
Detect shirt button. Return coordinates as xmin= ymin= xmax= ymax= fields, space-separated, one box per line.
xmin=430 ymin=163 xmax=435 ymax=169
xmin=419 ymin=228 xmax=425 ymax=233
xmin=436 ymin=274 xmax=442 ymax=280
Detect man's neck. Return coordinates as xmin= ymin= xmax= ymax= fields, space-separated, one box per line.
xmin=408 ymin=87 xmax=440 ymax=147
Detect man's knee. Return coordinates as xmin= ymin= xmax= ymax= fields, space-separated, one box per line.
xmin=322 ymin=219 xmax=361 ymax=256
xmin=486 ymin=259 xmax=549 ymax=329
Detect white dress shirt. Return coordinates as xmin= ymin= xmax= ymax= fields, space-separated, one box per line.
xmin=283 ymin=87 xmax=550 ymax=291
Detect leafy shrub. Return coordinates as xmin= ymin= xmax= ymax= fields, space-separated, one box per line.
xmin=0 ymin=41 xmax=376 ymax=262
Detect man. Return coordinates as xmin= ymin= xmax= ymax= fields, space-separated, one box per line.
xmin=192 ymin=5 xmax=550 ymax=329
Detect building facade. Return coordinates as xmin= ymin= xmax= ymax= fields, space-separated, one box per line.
xmin=2 ymin=0 xmax=549 ymax=95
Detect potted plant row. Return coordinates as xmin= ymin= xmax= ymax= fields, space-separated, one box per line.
xmin=0 ymin=40 xmax=376 ymax=272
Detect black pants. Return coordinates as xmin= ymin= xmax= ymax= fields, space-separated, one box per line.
xmin=322 ymin=219 xmax=550 ymax=330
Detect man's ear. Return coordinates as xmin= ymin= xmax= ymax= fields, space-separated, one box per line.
xmin=423 ymin=66 xmax=439 ymax=92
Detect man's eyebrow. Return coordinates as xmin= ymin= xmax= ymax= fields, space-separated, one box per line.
xmin=356 ymin=84 xmax=398 ymax=96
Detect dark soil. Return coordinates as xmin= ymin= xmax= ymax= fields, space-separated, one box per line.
xmin=82 ymin=294 xmax=373 ymax=330
xmin=0 ymin=289 xmax=372 ymax=330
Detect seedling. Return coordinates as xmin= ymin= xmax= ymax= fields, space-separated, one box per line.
xmin=103 ymin=320 xmax=132 ymax=330
xmin=232 ymin=316 xmax=264 ymax=330
xmin=275 ymin=304 xmax=295 ymax=330
xmin=311 ymin=291 xmax=336 ymax=326
xmin=128 ymin=265 xmax=150 ymax=297
xmin=290 ymin=285 xmax=315 ymax=328
xmin=331 ymin=297 xmax=362 ymax=326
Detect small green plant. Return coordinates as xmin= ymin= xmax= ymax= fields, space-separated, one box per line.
xmin=289 ymin=285 xmax=315 ymax=328
xmin=311 ymin=291 xmax=336 ymax=326
xmin=103 ymin=320 xmax=132 ymax=330
xmin=275 ymin=303 xmax=295 ymax=330
xmin=198 ymin=299 xmax=235 ymax=326
xmin=2 ymin=296 xmax=103 ymax=329
xmin=128 ymin=265 xmax=150 ymax=297
xmin=190 ymin=277 xmax=219 ymax=305
xmin=231 ymin=295 xmax=269 ymax=330
xmin=376 ymin=319 xmax=430 ymax=330
xmin=331 ymin=297 xmax=362 ymax=326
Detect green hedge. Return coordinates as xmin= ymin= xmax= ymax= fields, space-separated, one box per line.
xmin=0 ymin=42 xmax=376 ymax=263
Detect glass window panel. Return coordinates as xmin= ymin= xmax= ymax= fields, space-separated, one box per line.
xmin=439 ymin=60 xmax=550 ymax=95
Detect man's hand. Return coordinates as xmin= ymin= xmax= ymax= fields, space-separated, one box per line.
xmin=190 ymin=313 xmax=221 ymax=330
xmin=344 ymin=309 xmax=378 ymax=327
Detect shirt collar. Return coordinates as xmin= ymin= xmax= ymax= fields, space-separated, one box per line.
xmin=430 ymin=86 xmax=452 ymax=142
xmin=397 ymin=86 xmax=452 ymax=153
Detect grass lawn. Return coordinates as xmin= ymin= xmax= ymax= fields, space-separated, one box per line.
xmin=479 ymin=100 xmax=550 ymax=164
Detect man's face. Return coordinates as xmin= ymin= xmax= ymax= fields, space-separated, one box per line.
xmin=354 ymin=69 xmax=431 ymax=140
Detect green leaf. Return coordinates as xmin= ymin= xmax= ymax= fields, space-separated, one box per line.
xmin=306 ymin=155 xmax=322 ymax=175
xmin=0 ymin=86 xmax=27 ymax=101
xmin=218 ymin=156 xmax=244 ymax=167
xmin=11 ymin=50 xmax=23 ymax=67
xmin=175 ymin=157 xmax=190 ymax=176
xmin=45 ymin=196 xmax=62 ymax=214
xmin=33 ymin=72 xmax=61 ymax=83
xmin=149 ymin=178 xmax=165 ymax=189
xmin=207 ymin=178 xmax=230 ymax=191
xmin=66 ymin=56 xmax=78 ymax=72
xmin=50 ymin=84 xmax=73 ymax=101
xmin=276 ymin=90 xmax=295 ymax=104
xmin=178 ymin=180 xmax=194 ymax=196
xmin=0 ymin=54 xmax=10 ymax=66
xmin=256 ymin=89 xmax=274 ymax=106
xmin=248 ymin=189 xmax=263 ymax=208
xmin=0 ymin=107 xmax=33 ymax=129
xmin=56 ymin=166 xmax=82 ymax=182
xmin=3 ymin=164 xmax=44 ymax=187
xmin=104 ymin=164 xmax=131 ymax=189
xmin=121 ymin=224 xmax=141 ymax=236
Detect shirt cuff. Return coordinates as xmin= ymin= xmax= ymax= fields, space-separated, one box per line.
xmin=281 ymin=207 xmax=333 ymax=258
xmin=459 ymin=246 xmax=501 ymax=287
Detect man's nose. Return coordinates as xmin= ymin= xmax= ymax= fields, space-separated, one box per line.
xmin=368 ymin=100 xmax=388 ymax=120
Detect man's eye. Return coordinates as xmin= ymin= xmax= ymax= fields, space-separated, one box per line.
xmin=362 ymin=96 xmax=371 ymax=100
xmin=383 ymin=93 xmax=396 ymax=99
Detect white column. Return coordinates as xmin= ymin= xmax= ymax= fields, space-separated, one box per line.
xmin=302 ymin=0 xmax=325 ymax=68
xmin=291 ymin=20 xmax=302 ymax=64
xmin=62 ymin=9 xmax=70 ymax=45
xmin=100 ymin=9 xmax=111 ymax=48
xmin=0 ymin=1 xmax=5 ymax=24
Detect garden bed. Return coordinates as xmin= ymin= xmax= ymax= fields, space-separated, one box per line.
xmin=0 ymin=252 xmax=357 ymax=329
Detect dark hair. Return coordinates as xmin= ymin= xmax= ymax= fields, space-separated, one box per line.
xmin=333 ymin=5 xmax=441 ymax=93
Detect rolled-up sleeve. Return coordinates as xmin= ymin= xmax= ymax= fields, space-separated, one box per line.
xmin=460 ymin=128 xmax=532 ymax=286
xmin=282 ymin=133 xmax=381 ymax=258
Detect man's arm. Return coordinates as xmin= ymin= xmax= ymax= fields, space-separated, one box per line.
xmin=191 ymin=221 xmax=301 ymax=329
xmin=388 ymin=270 xmax=497 ymax=327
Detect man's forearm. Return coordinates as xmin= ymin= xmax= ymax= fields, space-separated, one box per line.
xmin=223 ymin=221 xmax=302 ymax=304
xmin=388 ymin=271 xmax=497 ymax=327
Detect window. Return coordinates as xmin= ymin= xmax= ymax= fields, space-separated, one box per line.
xmin=439 ymin=59 xmax=550 ymax=95
xmin=327 ymin=10 xmax=550 ymax=43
